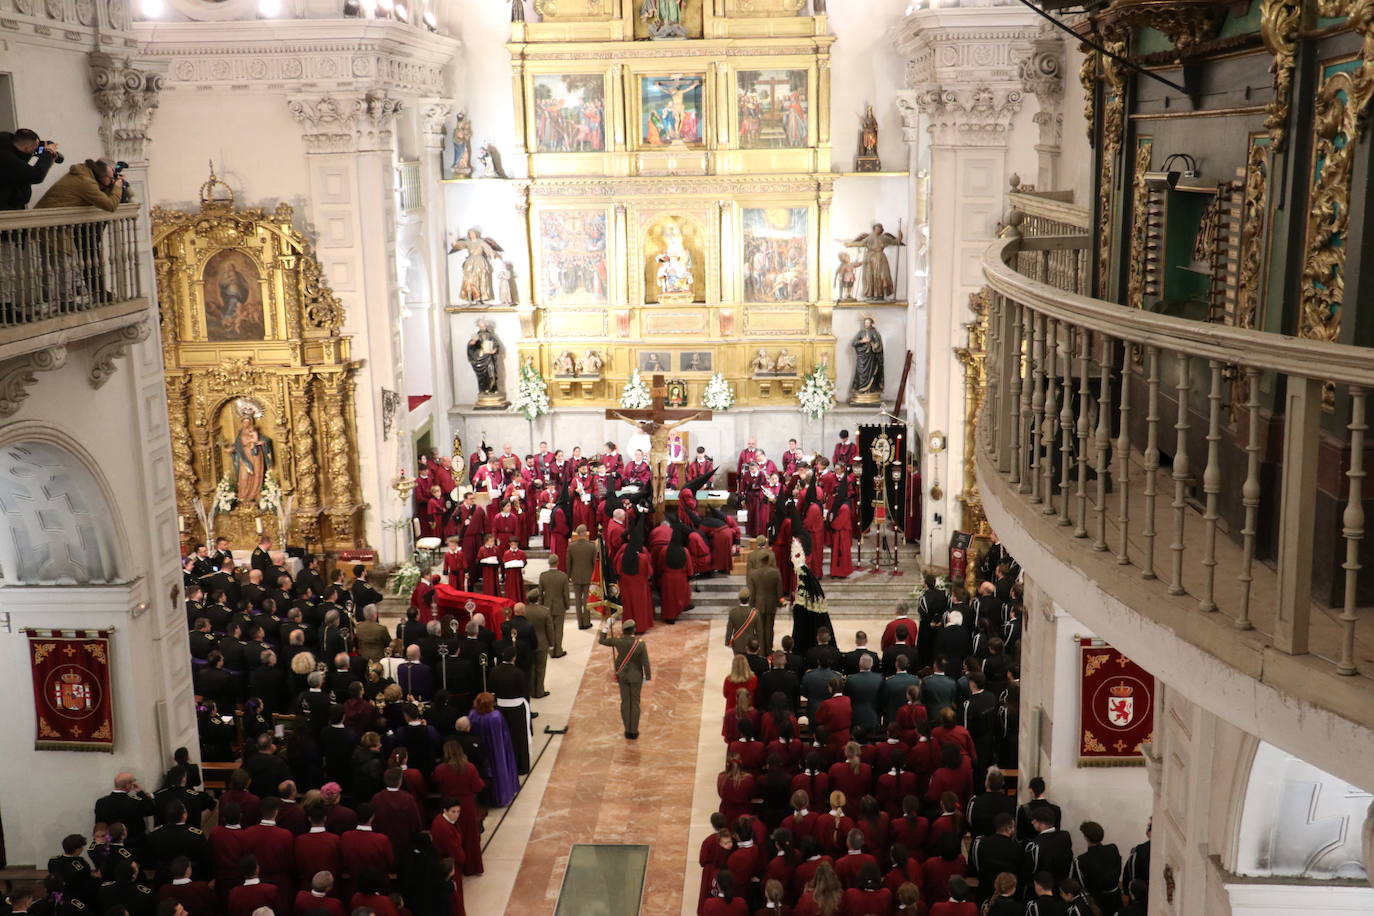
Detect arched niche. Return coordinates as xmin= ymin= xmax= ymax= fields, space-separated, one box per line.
xmin=0 ymin=437 xmax=124 ymax=586
xmin=642 ymin=213 xmax=707 ymax=303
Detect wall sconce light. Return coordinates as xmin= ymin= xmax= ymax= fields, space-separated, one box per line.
xmin=1143 ymin=153 xmax=1200 ymax=192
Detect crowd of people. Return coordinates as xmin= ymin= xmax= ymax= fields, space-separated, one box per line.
xmin=699 ymin=547 xmax=1153 ymax=916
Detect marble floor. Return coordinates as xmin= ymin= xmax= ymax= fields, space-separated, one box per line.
xmin=436 ymin=605 xmax=895 ymax=916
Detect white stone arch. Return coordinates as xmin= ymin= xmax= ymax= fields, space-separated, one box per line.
xmin=0 ymin=425 xmax=128 ymax=586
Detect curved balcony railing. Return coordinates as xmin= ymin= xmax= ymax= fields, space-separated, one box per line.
xmin=977 ymin=228 xmax=1374 ymax=727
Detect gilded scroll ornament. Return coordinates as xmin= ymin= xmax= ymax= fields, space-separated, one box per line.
xmin=1236 ymin=141 xmax=1268 ymax=329
xmin=1127 ymin=139 xmax=1153 ymax=309
xmin=1079 ymin=47 xmax=1098 ymax=144
xmin=956 ymin=289 xmax=990 ymax=538
xmin=1260 ymin=0 xmax=1302 ymax=151
xmin=1096 ymin=45 xmax=1127 ymax=299
xmin=288 ymin=375 xmax=321 ymax=543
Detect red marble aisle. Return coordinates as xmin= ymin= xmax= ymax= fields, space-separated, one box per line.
xmin=504 ymin=620 xmax=711 ymax=916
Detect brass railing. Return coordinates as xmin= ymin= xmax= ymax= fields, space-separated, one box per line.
xmin=0 ymin=203 xmax=143 ymax=330
xmin=979 ymin=227 xmax=1374 ymax=694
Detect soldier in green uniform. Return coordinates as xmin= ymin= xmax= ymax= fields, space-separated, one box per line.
xmin=599 ymin=615 xmax=651 ymax=740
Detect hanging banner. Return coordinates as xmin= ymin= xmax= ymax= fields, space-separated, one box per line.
xmin=26 ymin=629 xmax=115 ymax=752
xmin=1079 ymin=638 xmax=1153 ymax=766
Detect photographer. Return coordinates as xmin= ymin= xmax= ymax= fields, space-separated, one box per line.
xmin=0 ymin=129 xmax=60 ymax=210
xmin=35 ymin=157 xmax=128 ymax=212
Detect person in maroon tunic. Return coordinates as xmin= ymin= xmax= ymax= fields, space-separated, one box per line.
xmin=442 ymin=537 xmax=464 ymax=589
xmin=293 ymin=808 xmax=343 ymax=894
xmin=659 ymin=527 xmax=693 ymax=623
xmin=226 ymin=857 xmax=282 ymax=916
xmin=242 ymin=797 xmax=295 ymax=903
xmin=339 ymin=803 xmax=394 ymax=895
xmin=370 ymin=768 xmax=422 ymax=856
xmin=802 ymin=488 xmax=826 ymax=577
xmin=431 ymin=740 xmax=486 ymax=876
xmin=457 ymin=492 xmax=487 ymax=590
xmin=615 ymin=524 xmax=655 ymax=632
xmin=771 ymin=508 xmax=797 ymax=598
xmin=430 ymin=802 xmax=466 ymax=916
xmin=294 ymin=871 xmax=346 ymax=916
xmin=500 ymin=540 xmax=527 ymax=599
xmin=697 ymin=812 xmax=733 ymax=915
xmin=476 ymin=534 xmax=501 ymax=595
xmin=827 ymin=489 xmax=854 ymax=579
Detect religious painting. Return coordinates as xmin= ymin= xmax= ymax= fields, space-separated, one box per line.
xmin=639 ymin=74 xmax=706 ymax=148
xmin=642 ymin=214 xmax=706 ymax=303
xmin=538 ymin=209 xmax=609 ymax=305
xmin=201 ymin=249 xmax=264 ymax=341
xmin=742 ymin=207 xmax=809 ymax=302
xmin=638 ymin=350 xmax=672 ymax=373
xmin=666 ymin=378 xmax=688 ymax=406
xmin=679 ymin=351 xmax=712 ymax=373
xmin=633 ymin=0 xmax=704 ymax=40
xmin=737 ymin=70 xmax=809 ymax=149
xmin=532 ymin=74 xmax=606 ymax=153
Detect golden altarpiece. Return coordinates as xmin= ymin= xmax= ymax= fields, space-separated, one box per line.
xmin=153 ymin=171 xmax=367 ymax=551
xmin=448 ymin=0 xmax=853 ymax=406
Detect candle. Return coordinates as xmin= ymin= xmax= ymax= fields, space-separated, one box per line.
xmin=255 ymin=517 xmax=264 ymax=534
xmin=177 ymin=516 xmax=185 ymax=533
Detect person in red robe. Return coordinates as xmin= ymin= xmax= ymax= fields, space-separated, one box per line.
xmin=535 ymin=482 xmax=557 ymax=547
xmin=457 ymin=493 xmax=487 ymax=591
xmin=802 ymin=488 xmax=826 ymax=576
xmin=828 ymin=490 xmax=854 ymax=579
xmin=433 ymin=740 xmax=486 ymax=876
xmin=501 ymin=541 xmax=527 ymax=600
xmin=703 ymin=514 xmax=734 ymax=574
xmin=623 ymin=450 xmax=652 ymax=489
xmin=832 ymin=430 xmax=858 ymax=468
xmin=429 ymin=802 xmax=466 ymax=916
xmin=471 ymin=458 xmax=505 ymax=497
xmin=771 ymin=510 xmax=797 ymax=598
xmin=659 ymin=527 xmax=693 ymax=623
xmin=549 ymin=493 xmax=572 ymax=571
xmin=736 ymin=438 xmax=760 ymax=478
xmin=687 ymin=528 xmax=712 ymax=576
xmin=571 ymin=469 xmax=597 ymax=538
xmin=477 ymin=535 xmax=501 ymax=595
xmin=600 ymin=441 xmax=624 ymax=476
xmin=615 ymin=525 xmax=654 ymax=632
xmin=442 ymin=538 xmax=464 ymax=589
xmin=423 ymin=485 xmax=445 ymax=540
xmin=648 ymin=520 xmax=674 ymax=574
xmin=490 ymin=502 xmax=521 ymax=552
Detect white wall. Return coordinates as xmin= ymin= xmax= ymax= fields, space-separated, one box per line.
xmin=4 ymin=42 xmax=105 ymax=203
xmin=1060 ymin=43 xmax=1093 ymax=205
xmin=828 ymin=2 xmax=908 ymax=174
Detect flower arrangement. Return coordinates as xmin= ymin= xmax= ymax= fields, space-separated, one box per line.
xmin=509 ymin=361 xmax=551 ymax=421
xmin=257 ymin=471 xmax=282 ymax=515
xmin=702 ymin=373 xmax=735 ymax=411
xmin=212 ymin=474 xmax=237 ymax=514
xmin=797 ymin=364 xmax=836 ymax=420
xmin=912 ymin=573 xmax=951 ymax=601
xmin=620 ymin=368 xmax=652 ymax=409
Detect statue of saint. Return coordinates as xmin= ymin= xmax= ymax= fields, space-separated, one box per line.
xmin=774 ymin=348 xmax=798 ymax=375
xmin=497 ymin=260 xmax=518 ymax=306
xmin=640 ymin=0 xmax=686 ymax=39
xmin=859 ymin=105 xmax=879 ymax=158
xmin=655 ymin=222 xmax=693 ymax=296
xmin=450 ymin=112 xmax=472 ymax=177
xmin=578 ymin=349 xmax=604 ymax=376
xmin=230 ymin=415 xmax=274 ymax=504
xmin=749 ymin=348 xmax=772 ymax=375
xmin=554 ymin=351 xmax=577 ymax=376
xmin=846 ymin=222 xmax=904 ymax=301
xmin=449 ymin=229 xmax=503 ymax=303
xmin=849 ymin=316 xmax=884 ymax=403
xmin=466 ymin=319 xmax=502 ymax=396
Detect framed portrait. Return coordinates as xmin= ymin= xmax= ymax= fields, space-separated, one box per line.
xmin=741 ymin=207 xmax=810 ymax=303
xmin=639 ymin=74 xmax=706 ymax=148
xmin=666 ymin=378 xmax=688 ymax=407
xmin=679 ymin=351 xmax=712 ymax=373
xmin=202 ymin=249 xmax=265 ymax=341
xmin=531 ymin=74 xmax=606 ymax=153
xmin=537 ymin=209 xmax=610 ymax=305
xmin=638 ymin=350 xmax=672 ymax=373
xmin=736 ymin=70 xmax=809 ymax=149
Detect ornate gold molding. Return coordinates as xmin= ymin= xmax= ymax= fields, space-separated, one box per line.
xmin=1300 ymin=5 xmax=1374 ymax=342
xmin=956 ymin=288 xmax=991 ymax=544
xmin=1260 ymin=0 xmax=1303 ymax=151
xmin=1127 ymin=138 xmax=1153 ymax=309
xmin=1096 ymin=44 xmax=1127 ymax=300
xmin=1079 ymin=46 xmax=1098 ymax=145
xmin=1099 ymin=0 xmax=1228 ymax=50
xmin=1237 ymin=139 xmax=1269 ymax=330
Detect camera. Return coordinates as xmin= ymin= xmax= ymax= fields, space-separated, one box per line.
xmin=35 ymin=140 xmax=65 ymax=164
xmin=114 ymin=160 xmax=128 ymax=174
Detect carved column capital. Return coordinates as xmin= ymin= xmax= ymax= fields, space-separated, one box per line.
xmin=89 ymin=320 xmax=150 ymax=389
xmin=1018 ymin=34 xmax=1065 ymax=110
xmin=418 ymin=98 xmax=455 ymax=151
xmin=0 ymin=345 xmax=68 ymax=418
xmin=287 ymin=90 xmax=402 ymax=154
xmin=88 ymin=52 xmax=166 ymax=165
xmin=915 ymin=85 xmax=1024 ymax=147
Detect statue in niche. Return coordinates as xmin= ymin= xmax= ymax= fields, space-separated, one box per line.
xmin=849 ymin=316 xmax=884 ymax=404
xmin=450 ymin=112 xmax=472 ymax=178
xmin=750 ymin=348 xmax=772 ymax=375
xmin=497 ymin=260 xmax=518 ymax=306
xmin=477 ymin=144 xmax=508 ymax=179
xmin=578 ymin=349 xmax=604 ymax=376
xmin=450 ymin=228 xmax=503 ymax=304
xmin=640 ymin=0 xmax=686 ymax=40
xmin=554 ymin=350 xmax=577 ymax=376
xmin=466 ymin=318 xmax=504 ymax=403
xmin=856 ymin=104 xmax=881 ymax=172
xmin=229 ymin=399 xmax=274 ymax=504
xmin=655 ymin=221 xmax=694 ymax=297
xmin=774 ymin=349 xmax=798 ymax=375
xmin=846 ymin=222 xmax=904 ymax=301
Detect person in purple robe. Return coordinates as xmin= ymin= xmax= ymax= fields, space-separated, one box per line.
xmin=469 ymin=691 xmax=519 ymax=807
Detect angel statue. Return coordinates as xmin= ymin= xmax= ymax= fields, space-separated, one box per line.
xmin=449 ymin=228 xmax=503 ymax=304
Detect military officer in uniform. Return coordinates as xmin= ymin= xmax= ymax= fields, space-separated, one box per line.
xmin=153 ymin=766 xmax=215 ymax=827
xmin=47 ymin=836 xmax=97 ymax=906
xmin=566 ymin=526 xmax=598 ymax=629
xmin=96 ymin=859 xmax=154 ymax=916
xmin=250 ymin=536 xmax=276 ymax=578
xmin=600 ymin=615 xmax=650 ymax=739
xmin=536 ymin=553 xmax=571 ymax=657
xmin=145 ymin=801 xmax=209 ymax=882
xmin=725 ymin=589 xmax=763 ymax=655
xmin=93 ymin=773 xmax=156 ymax=856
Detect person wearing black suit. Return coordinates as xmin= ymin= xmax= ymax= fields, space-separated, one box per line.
xmin=968 ymin=813 xmax=1022 ymax=905
xmin=840 ymin=631 xmax=881 ymax=675
xmin=195 ymin=652 xmax=239 ymax=713
xmin=294 ymin=671 xmax=333 ymax=736
xmin=967 ymin=768 xmax=1017 ymax=839
xmin=880 ymin=638 xmax=919 ymax=678
xmin=93 ymin=774 xmax=157 ymax=854
xmin=184 ymin=585 xmax=205 ymax=629
xmin=218 ymin=621 xmax=249 ymax=672
xmin=1023 ymin=803 xmax=1074 ymax=894
xmin=250 ymin=536 xmax=276 ymax=576
xmin=320 ymin=710 xmax=358 ymax=789
xmin=802 ymin=627 xmax=842 ymax=672
xmin=294 ymin=556 xmax=326 ymax=599
xmin=188 ymin=544 xmax=214 ymax=578
xmin=188 ymin=619 xmax=217 ymax=661
xmin=243 ymin=735 xmax=293 ymax=798
xmin=209 ymin=536 xmax=233 ymax=569
xmin=1071 ymin=821 xmax=1123 ymax=916
xmin=933 ymin=610 xmax=972 ymax=666
xmin=416 ymin=621 xmax=445 ymax=669
xmin=1017 ymin=777 xmax=1062 ymax=839
xmin=743 ymin=642 xmax=769 ymax=679
xmin=249 ymin=650 xmax=290 ymax=717
xmin=777 ymin=635 xmax=806 ymax=678
xmin=349 ymin=565 xmax=384 ymax=621
xmin=397 ymin=607 xmax=427 ymax=649
xmin=240 ymin=571 xmax=268 ymax=612
xmin=963 ymin=672 xmax=1000 ymax=782
xmin=756 ymin=651 xmax=801 ymax=712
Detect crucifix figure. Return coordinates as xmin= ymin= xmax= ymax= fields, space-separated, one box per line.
xmin=606 ymin=374 xmax=710 ymax=517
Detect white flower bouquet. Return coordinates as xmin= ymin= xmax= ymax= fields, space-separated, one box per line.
xmin=702 ymin=373 xmax=735 ymax=411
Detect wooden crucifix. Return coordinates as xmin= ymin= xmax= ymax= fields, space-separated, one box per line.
xmin=606 ymin=374 xmax=711 ymax=519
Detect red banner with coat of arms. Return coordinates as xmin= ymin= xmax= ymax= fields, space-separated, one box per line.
xmin=27 ymin=629 xmax=115 ymax=752
xmin=1079 ymin=638 xmax=1153 ymax=766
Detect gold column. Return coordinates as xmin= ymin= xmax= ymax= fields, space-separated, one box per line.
xmin=816 ymin=53 xmax=832 ymax=151
xmin=611 ymin=64 xmax=626 ymax=151
xmin=323 ymin=371 xmax=359 ymax=540
xmin=817 ymin=186 xmax=833 ymax=305
xmin=510 ymin=50 xmax=528 ymax=156
xmin=613 ymin=201 xmax=629 ymax=316
xmin=167 ymin=374 xmax=198 ymax=516
xmin=288 ymin=373 xmax=321 ymax=544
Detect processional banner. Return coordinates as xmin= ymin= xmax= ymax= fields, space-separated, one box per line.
xmin=1079 ymin=638 xmax=1153 ymax=766
xmin=26 ymin=629 xmax=115 ymax=751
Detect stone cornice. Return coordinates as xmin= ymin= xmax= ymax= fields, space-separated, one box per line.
xmin=913 ymin=84 xmax=1024 ymax=148
xmin=287 ymin=90 xmax=402 ymax=153
xmin=898 ymin=6 xmax=1040 ymax=92
xmin=136 ymin=18 xmax=459 ymax=96
xmin=0 ymin=0 xmax=139 ymax=51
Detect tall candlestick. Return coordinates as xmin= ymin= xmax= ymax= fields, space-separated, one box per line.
xmin=255 ymin=517 xmax=264 ymax=534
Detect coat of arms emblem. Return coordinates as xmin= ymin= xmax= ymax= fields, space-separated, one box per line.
xmin=1106 ymin=682 xmax=1134 ymax=727
xmin=55 ymin=671 xmax=92 ymax=712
